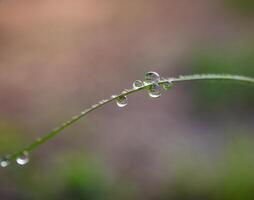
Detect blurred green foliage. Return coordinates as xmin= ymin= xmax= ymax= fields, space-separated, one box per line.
xmin=216 ymin=136 xmax=254 ymax=200
xmin=1 ymin=121 xmax=253 ymax=199
xmin=160 ymin=134 xmax=254 ymax=200
xmin=51 ymin=156 xmax=109 ymax=200
xmin=24 ymin=155 xmax=111 ymax=200
xmin=0 ymin=153 xmax=140 ymax=200
xmin=189 ymin=44 xmax=254 ymax=116
xmin=224 ymin=0 xmax=254 ymax=14
xmin=0 ymin=120 xmax=28 ymax=154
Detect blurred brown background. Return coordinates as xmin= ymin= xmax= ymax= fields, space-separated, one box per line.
xmin=0 ymin=0 xmax=254 ymax=199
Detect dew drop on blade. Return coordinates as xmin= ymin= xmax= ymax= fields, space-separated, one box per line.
xmin=144 ymin=71 xmax=160 ymax=84
xmin=16 ymin=151 xmax=29 ymax=166
xmin=116 ymin=96 xmax=128 ymax=107
xmin=148 ymin=83 xmax=162 ymax=98
xmin=162 ymin=80 xmax=173 ymax=90
xmin=111 ymin=95 xmax=117 ymax=99
xmin=132 ymin=80 xmax=143 ymax=89
xmin=0 ymin=159 xmax=10 ymax=168
xmin=121 ymin=89 xmax=129 ymax=94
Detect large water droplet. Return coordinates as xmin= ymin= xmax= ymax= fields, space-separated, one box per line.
xmin=132 ymin=80 xmax=143 ymax=89
xmin=16 ymin=151 xmax=29 ymax=166
xmin=162 ymin=80 xmax=173 ymax=90
xmin=144 ymin=71 xmax=160 ymax=84
xmin=148 ymin=83 xmax=162 ymax=98
xmin=116 ymin=96 xmax=128 ymax=107
xmin=0 ymin=159 xmax=10 ymax=168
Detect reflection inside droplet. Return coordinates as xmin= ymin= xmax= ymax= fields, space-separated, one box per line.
xmin=116 ymin=96 xmax=128 ymax=107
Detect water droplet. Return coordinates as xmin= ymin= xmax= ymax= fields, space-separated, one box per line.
xmin=116 ymin=96 xmax=128 ymax=107
xmin=144 ymin=71 xmax=160 ymax=84
xmin=162 ymin=80 xmax=173 ymax=90
xmin=111 ymin=95 xmax=117 ymax=99
xmin=16 ymin=151 xmax=29 ymax=166
xmin=132 ymin=80 xmax=143 ymax=89
xmin=121 ymin=89 xmax=129 ymax=94
xmin=72 ymin=116 xmax=79 ymax=120
xmin=36 ymin=138 xmax=42 ymax=143
xmin=0 ymin=159 xmax=10 ymax=168
xmin=99 ymin=99 xmax=107 ymax=104
xmin=148 ymin=83 xmax=162 ymax=98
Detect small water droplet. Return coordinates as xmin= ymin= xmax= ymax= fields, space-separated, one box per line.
xmin=121 ymin=89 xmax=129 ymax=94
xmin=144 ymin=71 xmax=160 ymax=84
xmin=148 ymin=83 xmax=162 ymax=98
xmin=132 ymin=80 xmax=143 ymax=89
xmin=72 ymin=116 xmax=79 ymax=120
xmin=99 ymin=99 xmax=107 ymax=104
xmin=0 ymin=159 xmax=10 ymax=168
xmin=36 ymin=138 xmax=42 ymax=143
xmin=16 ymin=151 xmax=29 ymax=166
xmin=111 ymin=95 xmax=117 ymax=99
xmin=116 ymin=96 xmax=128 ymax=107
xmin=162 ymin=80 xmax=173 ymax=90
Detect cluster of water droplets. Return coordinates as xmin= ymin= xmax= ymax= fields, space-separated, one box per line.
xmin=115 ymin=71 xmax=173 ymax=107
xmin=0 ymin=71 xmax=173 ymax=168
xmin=1 ymin=151 xmax=30 ymax=168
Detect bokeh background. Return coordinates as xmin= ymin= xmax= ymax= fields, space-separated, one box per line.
xmin=0 ymin=0 xmax=254 ymax=199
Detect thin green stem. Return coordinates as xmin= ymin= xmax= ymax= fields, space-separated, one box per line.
xmin=1 ymin=74 xmax=254 ymax=163
xmin=172 ymin=74 xmax=254 ymax=83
